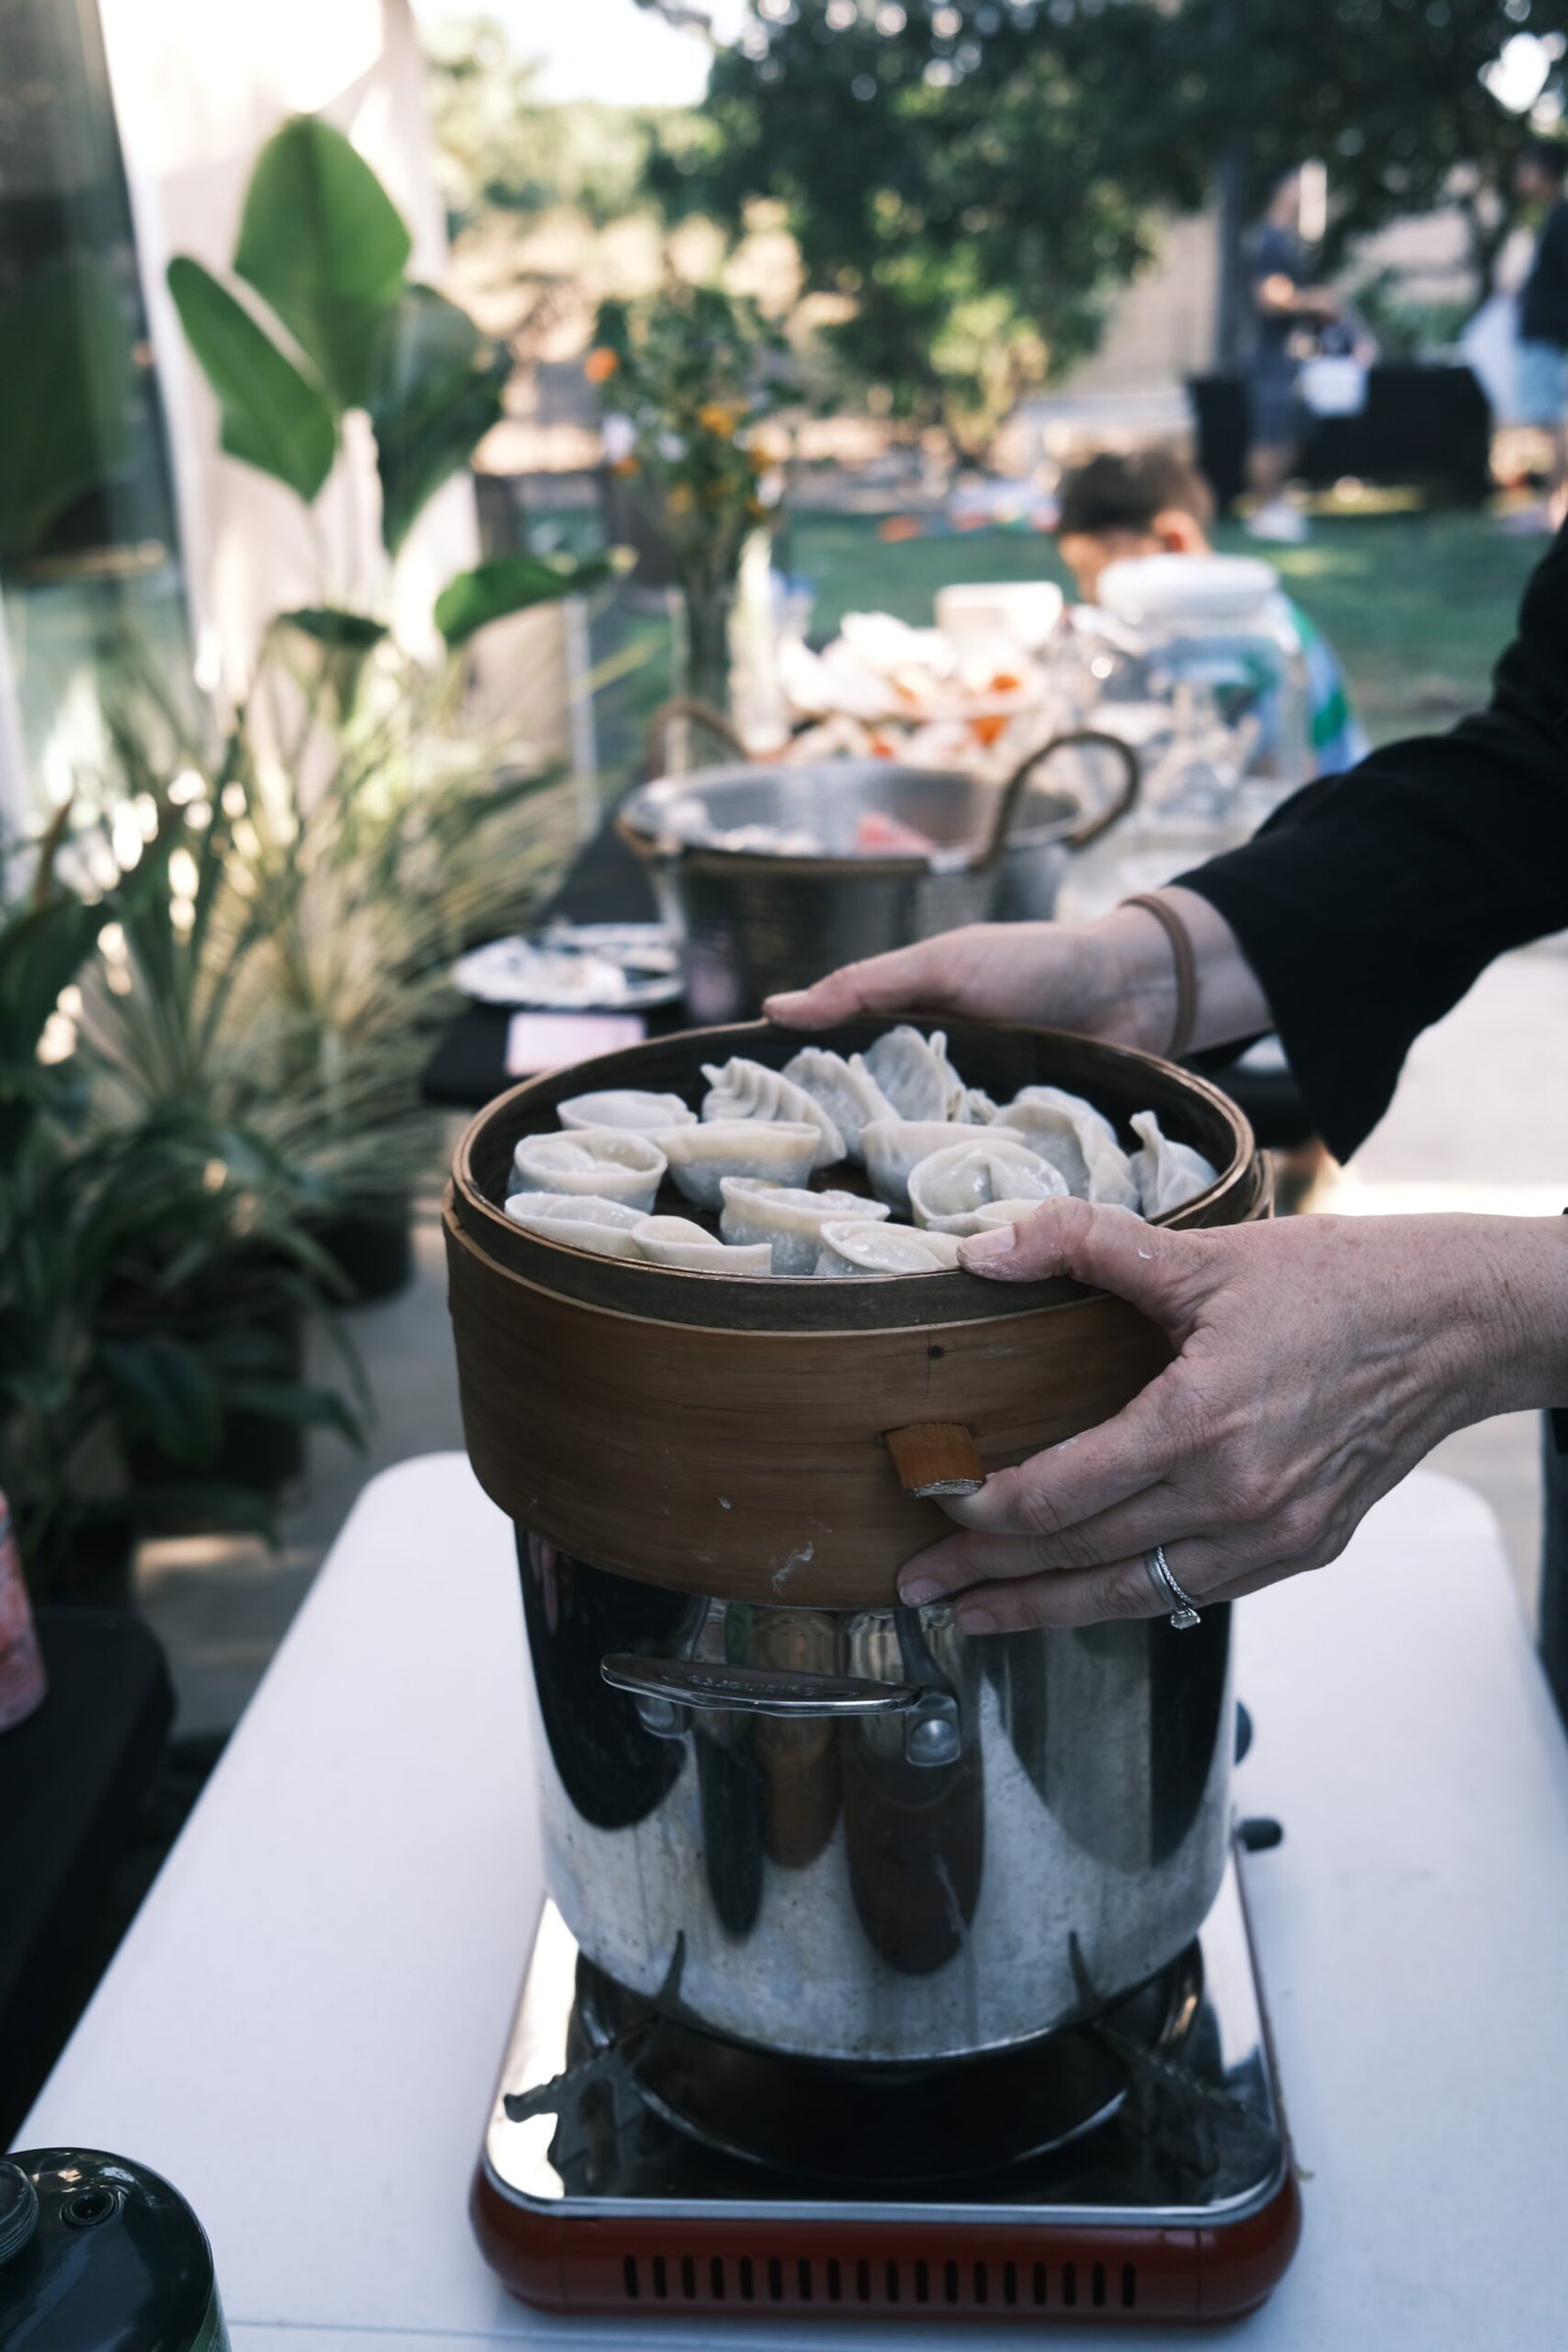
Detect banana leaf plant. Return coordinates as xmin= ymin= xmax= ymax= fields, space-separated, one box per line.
xmin=166 ymin=113 xmax=623 ymax=672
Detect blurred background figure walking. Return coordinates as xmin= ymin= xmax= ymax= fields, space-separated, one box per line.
xmin=1512 ymin=137 xmax=1568 ymax=532
xmin=1245 ymin=171 xmax=1341 ymax=545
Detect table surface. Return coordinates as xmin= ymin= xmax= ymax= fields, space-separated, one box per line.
xmin=19 ymin=1456 xmax=1568 ymax=2350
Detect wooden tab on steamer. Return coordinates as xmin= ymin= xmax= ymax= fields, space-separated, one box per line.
xmin=884 ymin=1422 xmax=986 ymax=1499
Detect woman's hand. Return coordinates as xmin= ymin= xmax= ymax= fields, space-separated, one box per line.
xmin=763 ymin=891 xmax=1272 ymax=1060
xmin=898 ymin=1201 xmax=1568 ymax=1632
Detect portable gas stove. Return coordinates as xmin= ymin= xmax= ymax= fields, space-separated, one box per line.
xmin=471 ymin=1843 xmax=1300 ymax=2326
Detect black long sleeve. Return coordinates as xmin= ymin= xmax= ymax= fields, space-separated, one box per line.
xmin=1176 ymin=527 xmax=1568 ymax=1162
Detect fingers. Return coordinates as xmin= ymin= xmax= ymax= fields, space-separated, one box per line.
xmin=922 ymin=1475 xmax=1189 ymax=1564
xmin=906 ymin=1536 xmax=1299 ymax=1634
xmin=763 ymin=941 xmax=965 ymax=1028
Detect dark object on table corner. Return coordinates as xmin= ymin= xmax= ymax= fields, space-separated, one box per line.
xmin=0 ymin=1608 xmax=179 ymax=2140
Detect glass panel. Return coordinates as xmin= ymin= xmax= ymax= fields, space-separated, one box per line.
xmin=0 ymin=0 xmax=192 ymax=824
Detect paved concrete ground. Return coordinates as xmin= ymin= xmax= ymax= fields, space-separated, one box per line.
xmin=137 ymin=942 xmax=1568 ymax=1733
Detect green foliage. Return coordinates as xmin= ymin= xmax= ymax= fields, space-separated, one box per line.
xmin=233 ymin=114 xmax=413 ymax=410
xmin=1348 ymin=268 xmax=1475 ymax=364
xmin=423 ymin=13 xmax=685 ymax=235
xmin=592 ymin=282 xmax=783 ymax=600
xmin=1098 ymin=0 xmax=1553 ymax=300
xmin=168 ymin=256 xmax=338 ymax=503
xmin=433 ymin=549 xmax=624 ymax=645
xmin=171 ymin=112 xmax=622 ymax=634
xmin=369 ymin=284 xmax=509 ymax=555
xmin=670 ymin=3 xmax=1158 ymax=453
xmin=0 ymin=254 xmax=134 ymax=558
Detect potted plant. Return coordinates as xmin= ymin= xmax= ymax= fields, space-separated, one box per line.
xmin=590 ymin=278 xmax=785 ymax=721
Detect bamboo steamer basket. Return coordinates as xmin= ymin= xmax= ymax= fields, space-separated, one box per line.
xmin=445 ymin=1017 xmax=1267 ymax=1608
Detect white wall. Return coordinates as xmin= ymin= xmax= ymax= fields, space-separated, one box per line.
xmin=98 ymin=0 xmax=479 ymax=698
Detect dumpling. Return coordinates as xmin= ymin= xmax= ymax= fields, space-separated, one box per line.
xmin=994 ymin=1086 xmax=1139 ymax=1209
xmin=700 ymin=1056 xmax=845 ymax=1169
xmin=861 ymin=1119 xmax=977 ymax=1213
xmin=719 ymin=1179 xmax=887 ymax=1275
xmin=954 ymin=1086 xmax=1000 ymax=1124
xmin=1130 ymin=1110 xmax=1218 ymax=1214
xmin=662 ymin=1120 xmax=821 ymax=1208
xmin=511 ymin=1126 xmax=665 ymax=1214
xmin=633 ymin=1215 xmax=774 ymax=1274
xmin=503 ymin=1192 xmax=648 ymax=1258
xmin=559 ymin=1089 xmax=696 ymax=1135
xmin=906 ymin=1138 xmax=1067 ymax=1235
xmin=814 ymin=1219 xmax=965 ymax=1277
xmin=862 ymin=1025 xmax=966 ymax=1121
xmin=780 ymin=1047 xmax=900 ymax=1160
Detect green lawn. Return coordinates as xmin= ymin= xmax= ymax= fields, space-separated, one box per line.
xmin=788 ymin=508 xmax=1542 ymax=748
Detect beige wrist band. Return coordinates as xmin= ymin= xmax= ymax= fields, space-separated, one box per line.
xmin=1121 ymin=893 xmax=1199 ymax=1061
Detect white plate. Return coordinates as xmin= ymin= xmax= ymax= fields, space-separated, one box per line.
xmin=452 ymin=922 xmax=682 ymax=1009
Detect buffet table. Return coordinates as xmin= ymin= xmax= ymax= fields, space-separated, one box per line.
xmin=19 ymin=1455 xmax=1568 ymax=2349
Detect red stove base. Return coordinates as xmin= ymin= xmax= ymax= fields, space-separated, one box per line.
xmin=472 ymin=1849 xmax=1301 ymax=2327
xmin=472 ymin=2174 xmax=1302 ymax=2326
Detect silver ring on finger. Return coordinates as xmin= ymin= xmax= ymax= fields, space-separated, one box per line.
xmin=1146 ymin=1544 xmax=1202 ymax=1630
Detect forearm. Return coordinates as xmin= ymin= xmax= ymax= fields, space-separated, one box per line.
xmin=1458 ymin=1214 xmax=1568 ymax=1422
xmin=1074 ymin=887 xmax=1274 ymax=1058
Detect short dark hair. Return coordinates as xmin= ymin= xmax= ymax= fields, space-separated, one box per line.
xmin=1056 ymin=449 xmax=1216 ymax=539
xmin=1521 ymin=136 xmax=1567 ymax=185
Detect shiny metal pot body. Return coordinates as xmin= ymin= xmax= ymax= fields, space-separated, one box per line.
xmin=617 ymin=757 xmax=1134 ymax=1024
xmin=518 ymin=1535 xmax=1233 ymax=2063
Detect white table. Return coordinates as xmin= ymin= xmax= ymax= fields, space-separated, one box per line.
xmin=19 ymin=1456 xmax=1568 ymax=2350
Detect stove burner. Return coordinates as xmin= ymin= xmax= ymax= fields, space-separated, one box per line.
xmin=473 ymin=1849 xmax=1301 ymax=2326
xmin=570 ymin=1943 xmax=1202 ymax=2182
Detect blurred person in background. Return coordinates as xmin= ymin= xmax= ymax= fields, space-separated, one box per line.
xmin=1513 ymin=137 xmax=1568 ymax=532
xmin=1246 ymin=171 xmax=1340 ymax=546
xmin=1055 ymin=449 xmax=1370 ymax=775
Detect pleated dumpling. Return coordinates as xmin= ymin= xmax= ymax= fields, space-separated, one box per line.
xmin=701 ymin=1057 xmax=845 ymax=1169
xmin=558 ymin=1089 xmax=696 ymax=1135
xmin=503 ymin=1192 xmax=648 ymax=1257
xmin=662 ymin=1120 xmax=820 ymax=1208
xmin=861 ymin=1118 xmax=974 ymax=1213
xmin=780 ymin=1047 xmax=899 ymax=1160
xmin=906 ymin=1137 xmax=1067 ymax=1235
xmin=511 ymin=1127 xmax=665 ymax=1214
xmin=814 ymin=1219 xmax=964 ymax=1277
xmin=994 ymin=1086 xmax=1139 ymax=1209
xmin=1130 ymin=1110 xmax=1217 ymax=1214
xmin=632 ymin=1215 xmax=774 ymax=1274
xmin=718 ymin=1179 xmax=886 ymax=1275
xmin=862 ymin=1024 xmax=966 ymax=1121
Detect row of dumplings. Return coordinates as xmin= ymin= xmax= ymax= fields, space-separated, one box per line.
xmin=502 ymin=1026 xmax=1219 ymax=1278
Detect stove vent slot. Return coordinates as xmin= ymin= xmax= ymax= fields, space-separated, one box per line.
xmin=613 ymin=2245 xmax=1140 ymax=2316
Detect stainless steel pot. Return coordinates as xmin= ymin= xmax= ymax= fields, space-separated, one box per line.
xmin=517 ymin=1534 xmax=1233 ymax=2065
xmin=617 ymin=741 xmax=1140 ymax=1023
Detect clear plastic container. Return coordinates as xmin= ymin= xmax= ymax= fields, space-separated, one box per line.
xmin=1095 ymin=554 xmax=1314 ymax=801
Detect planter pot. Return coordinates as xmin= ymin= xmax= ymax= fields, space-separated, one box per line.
xmin=310 ymin=1204 xmax=415 ymax=1304
xmin=36 ymin=1520 xmax=137 ymax=1614
xmin=101 ymin=1287 xmax=308 ymax=1514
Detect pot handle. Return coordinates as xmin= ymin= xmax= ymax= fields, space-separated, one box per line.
xmin=978 ymin=728 xmax=1142 ymax=867
xmin=603 ymin=1655 xmax=921 ymax=1718
xmin=602 ymin=1654 xmax=962 ymax=1768
xmin=883 ymin=1421 xmax=985 ymax=1498
xmin=642 ymin=696 xmax=749 ymax=780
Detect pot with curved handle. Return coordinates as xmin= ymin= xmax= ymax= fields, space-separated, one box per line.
xmin=616 ymin=738 xmax=1142 ymax=1023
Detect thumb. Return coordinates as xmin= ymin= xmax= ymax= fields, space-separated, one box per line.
xmin=958 ymin=1196 xmax=1196 ymax=1322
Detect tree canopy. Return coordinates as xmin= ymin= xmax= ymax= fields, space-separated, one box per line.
xmin=657 ymin=0 xmax=1562 ymax=431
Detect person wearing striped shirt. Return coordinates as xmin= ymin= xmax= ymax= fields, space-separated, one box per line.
xmin=1055 ymin=450 xmax=1370 ymax=776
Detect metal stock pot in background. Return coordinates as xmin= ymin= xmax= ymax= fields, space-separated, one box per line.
xmin=617 ymin=741 xmax=1141 ymax=1023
